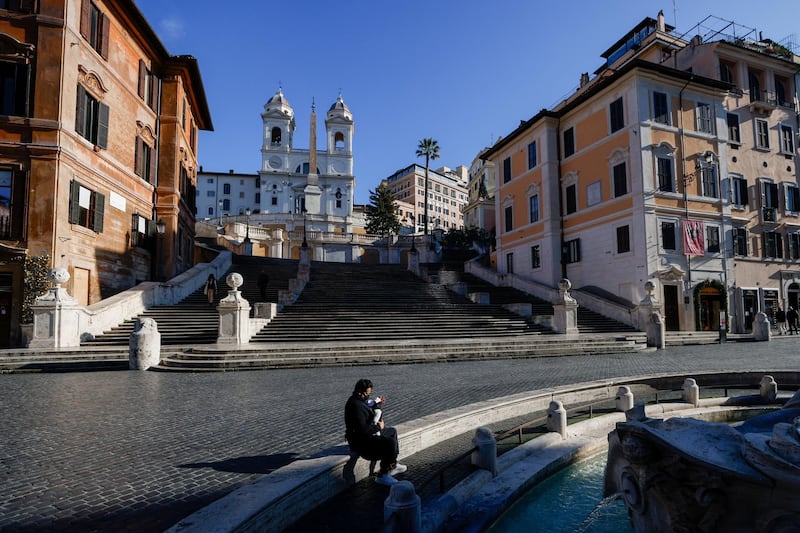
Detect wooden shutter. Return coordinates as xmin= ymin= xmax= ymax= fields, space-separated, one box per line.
xmin=149 ymin=75 xmax=159 ymax=111
xmin=148 ymin=144 xmax=157 ymax=184
xmin=79 ymin=0 xmax=91 ymax=40
xmin=75 ymin=85 xmax=86 ymax=137
xmin=92 ymin=191 xmax=105 ymax=233
xmin=18 ymin=0 xmax=35 ymax=13
xmin=68 ymin=180 xmax=81 ymax=224
xmin=96 ymin=101 xmax=109 ymax=149
xmin=100 ymin=13 xmax=110 ymax=60
xmin=9 ymin=168 xmax=27 ymax=239
xmin=134 ymin=136 xmax=142 ymax=176
xmin=137 ymin=60 xmax=146 ymax=99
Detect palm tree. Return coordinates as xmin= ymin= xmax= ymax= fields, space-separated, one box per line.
xmin=416 ymin=138 xmax=440 ymax=235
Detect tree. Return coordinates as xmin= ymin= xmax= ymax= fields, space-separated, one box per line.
xmin=365 ymin=183 xmax=401 ymax=239
xmin=416 ymin=137 xmax=440 ymax=235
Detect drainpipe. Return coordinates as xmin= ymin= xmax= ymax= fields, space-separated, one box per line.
xmin=678 ymin=76 xmax=694 ymax=308
xmin=556 ymin=118 xmax=566 ymax=279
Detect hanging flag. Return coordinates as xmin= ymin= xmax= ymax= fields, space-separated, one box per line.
xmin=683 ymin=219 xmax=705 ymax=256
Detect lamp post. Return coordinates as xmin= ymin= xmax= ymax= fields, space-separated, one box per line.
xmin=302 ymin=209 xmax=308 ymax=248
xmin=155 ymin=218 xmax=166 ymax=282
xmin=244 ymin=207 xmax=251 ymax=243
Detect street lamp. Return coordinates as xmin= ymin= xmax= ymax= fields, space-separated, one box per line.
xmin=244 ymin=207 xmax=251 ymax=243
xmin=302 ymin=209 xmax=308 ymax=248
xmin=155 ymin=218 xmax=166 ymax=282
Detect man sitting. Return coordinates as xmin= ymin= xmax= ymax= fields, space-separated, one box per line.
xmin=344 ymin=378 xmax=407 ymax=486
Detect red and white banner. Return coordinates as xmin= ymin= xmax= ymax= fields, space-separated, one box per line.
xmin=683 ymin=219 xmax=704 ymax=256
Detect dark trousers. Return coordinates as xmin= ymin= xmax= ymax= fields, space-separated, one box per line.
xmin=791 ymin=320 xmax=799 ymax=334
xmin=348 ymin=427 xmax=399 ymax=473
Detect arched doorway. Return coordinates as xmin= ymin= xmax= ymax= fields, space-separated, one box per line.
xmin=788 ymin=282 xmax=800 ymax=312
xmin=695 ymin=280 xmax=727 ymax=332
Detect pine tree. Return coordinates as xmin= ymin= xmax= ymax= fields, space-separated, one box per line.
xmin=365 ymin=183 xmax=400 ymax=238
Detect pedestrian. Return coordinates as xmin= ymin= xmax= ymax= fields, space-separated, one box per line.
xmin=257 ymin=270 xmax=270 ymax=300
xmin=344 ymin=378 xmax=406 ymax=486
xmin=776 ymin=307 xmax=787 ymax=335
xmin=787 ymin=307 xmax=799 ymax=335
xmin=204 ymin=274 xmax=217 ymax=305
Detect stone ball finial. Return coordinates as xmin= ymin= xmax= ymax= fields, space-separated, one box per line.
xmin=644 ymin=280 xmax=655 ymax=295
xmin=49 ymin=267 xmax=70 ymax=285
xmin=559 ymin=278 xmax=572 ymax=292
xmin=388 ymin=480 xmax=418 ymax=506
xmin=226 ymin=272 xmax=243 ymax=289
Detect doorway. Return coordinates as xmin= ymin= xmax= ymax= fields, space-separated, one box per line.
xmin=72 ymin=267 xmax=90 ymax=306
xmin=788 ymin=283 xmax=800 ymax=312
xmin=742 ymin=289 xmax=758 ymax=332
xmin=698 ymin=286 xmax=721 ymax=331
xmin=663 ymin=285 xmax=680 ymax=331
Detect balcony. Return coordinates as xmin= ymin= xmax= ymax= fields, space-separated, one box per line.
xmin=749 ymin=90 xmax=778 ymax=116
xmin=762 ymin=206 xmax=777 ymax=223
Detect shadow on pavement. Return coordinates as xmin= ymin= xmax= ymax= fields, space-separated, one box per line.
xmin=178 ymin=453 xmax=299 ymax=474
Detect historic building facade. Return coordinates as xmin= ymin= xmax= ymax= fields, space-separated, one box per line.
xmin=483 ymin=12 xmax=799 ymax=333
xmin=0 ymin=0 xmax=211 ymax=346
xmin=385 ymin=164 xmax=468 ymax=234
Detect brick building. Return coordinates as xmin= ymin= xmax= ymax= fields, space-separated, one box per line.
xmin=0 ymin=0 xmax=212 ymax=346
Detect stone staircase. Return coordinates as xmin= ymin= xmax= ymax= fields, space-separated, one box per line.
xmin=80 ymin=256 xmax=298 ymax=347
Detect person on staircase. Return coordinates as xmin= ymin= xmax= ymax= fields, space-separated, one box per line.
xmin=204 ymin=274 xmax=218 ymax=305
xmin=344 ymin=378 xmax=406 ymax=486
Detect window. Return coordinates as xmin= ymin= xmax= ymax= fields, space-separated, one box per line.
xmin=653 ymin=92 xmax=669 ymax=124
xmin=531 ymin=245 xmax=540 ymax=269
xmin=564 ymin=238 xmax=581 ymax=263
xmin=0 ymin=1 xmax=35 ymax=12
xmin=134 ymin=136 xmax=155 ymax=183
xmin=506 ymin=253 xmax=514 ymax=274
xmin=781 ymin=124 xmax=795 ymax=154
xmin=255 ymin=192 xmax=261 ymax=204
xmin=75 ymin=85 xmax=109 ymax=148
xmin=0 ymin=168 xmax=23 ymax=239
xmin=731 ymin=176 xmax=748 ymax=207
xmin=223 ymin=183 xmax=231 ymax=194
xmin=68 ymin=180 xmax=104 ymax=232
xmin=137 ymin=60 xmax=158 ymax=110
xmin=764 ymin=231 xmax=784 ymax=259
xmin=206 ymin=190 xmax=215 ymax=197
xmin=559 ymin=186 xmax=576 ymax=219
xmin=749 ymin=70 xmax=762 ymax=102
xmin=609 ymin=97 xmax=624 ymax=132
xmin=502 ymin=157 xmax=511 ymax=183
xmin=733 ymin=227 xmax=748 ymax=256
xmin=529 ymin=194 xmax=539 ymax=223
xmin=504 ymin=205 xmax=513 ymax=232
xmin=0 ymin=58 xmax=31 ymax=117
xmin=616 ymin=225 xmax=630 ymax=253
xmin=662 ymin=221 xmax=676 ymax=250
xmin=527 ymin=141 xmax=537 ymax=169
xmin=79 ymin=0 xmax=109 ymax=59
xmin=695 ymin=102 xmax=713 ymax=134
xmin=706 ymin=226 xmax=720 ymax=253
xmin=787 ymin=185 xmax=800 ymax=213
xmin=762 ymin=180 xmax=779 ymax=222
xmin=788 ymin=233 xmax=800 ymax=260
xmin=700 ymin=165 xmax=718 ymax=198
xmin=719 ymin=60 xmax=735 ymax=84
xmin=657 ymin=157 xmax=674 ymax=192
xmin=207 ymin=207 xmax=213 ymax=216
xmin=563 ymin=127 xmax=575 ymax=157
xmin=755 ymin=119 xmax=770 ymax=149
xmin=220 ymin=198 xmax=230 ymax=211
xmin=271 ymin=196 xmax=277 ymax=206
xmin=612 ymin=163 xmax=627 ymax=197
xmin=131 ymin=213 xmax=148 ymax=247
xmin=775 ymin=75 xmax=790 ymax=107
xmin=727 ymin=113 xmax=740 ymax=144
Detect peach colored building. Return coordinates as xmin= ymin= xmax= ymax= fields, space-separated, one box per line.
xmin=483 ymin=12 xmax=799 ymax=333
xmin=0 ymin=0 xmax=211 ymax=346
xmin=385 ymin=164 xmax=468 ymax=234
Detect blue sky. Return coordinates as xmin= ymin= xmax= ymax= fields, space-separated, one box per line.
xmin=133 ymin=0 xmax=799 ymax=205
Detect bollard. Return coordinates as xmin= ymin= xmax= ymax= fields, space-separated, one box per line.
xmin=759 ymin=375 xmax=778 ymax=401
xmin=546 ymin=400 xmax=568 ymax=439
xmin=384 ymin=481 xmax=421 ymax=533
xmin=470 ymin=427 xmax=497 ymax=476
xmin=129 ymin=318 xmax=161 ymax=370
xmin=682 ymin=378 xmax=700 ymax=407
xmin=615 ymin=386 xmax=635 ymax=412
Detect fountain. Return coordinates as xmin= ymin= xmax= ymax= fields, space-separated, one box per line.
xmin=604 ymin=390 xmax=800 ymax=532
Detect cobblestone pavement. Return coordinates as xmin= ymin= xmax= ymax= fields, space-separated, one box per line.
xmin=1 ymin=338 xmax=799 ymax=532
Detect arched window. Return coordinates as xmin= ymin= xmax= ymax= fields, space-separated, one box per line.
xmin=271 ymin=127 xmax=281 ymax=145
xmin=334 ymin=131 xmax=345 ymax=150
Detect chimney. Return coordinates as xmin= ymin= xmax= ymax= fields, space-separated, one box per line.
xmin=580 ymin=72 xmax=590 ymax=87
xmin=657 ymin=10 xmax=665 ymax=32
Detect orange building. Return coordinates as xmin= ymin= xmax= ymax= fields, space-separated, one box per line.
xmin=483 ymin=12 xmax=799 ymax=333
xmin=0 ymin=0 xmax=212 ymax=346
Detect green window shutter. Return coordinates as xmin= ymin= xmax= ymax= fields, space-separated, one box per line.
xmin=92 ymin=191 xmax=105 ymax=233
xmin=97 ymin=101 xmax=109 ymax=149
xmin=68 ymin=180 xmax=81 ymax=224
xmin=75 ymin=85 xmax=86 ymax=137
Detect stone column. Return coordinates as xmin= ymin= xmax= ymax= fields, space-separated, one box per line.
xmin=29 ymin=268 xmax=82 ymax=349
xmin=615 ymin=386 xmax=635 ymax=412
xmin=299 ymin=245 xmax=311 ymax=268
xmin=383 ymin=481 xmax=421 ymax=533
xmin=407 ymin=249 xmax=419 ymax=276
xmin=546 ymin=400 xmax=568 ymax=439
xmin=552 ymin=279 xmax=579 ymax=335
xmin=129 ymin=318 xmax=161 ymax=370
xmin=217 ymin=273 xmax=251 ymax=345
xmin=638 ymin=281 xmax=665 ymax=349
xmin=682 ymin=378 xmax=700 ymax=407
xmin=470 ymin=427 xmax=497 ymax=475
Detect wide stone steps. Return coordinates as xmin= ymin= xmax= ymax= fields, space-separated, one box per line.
xmin=0 ymin=347 xmax=129 ymax=373
xmin=154 ymin=334 xmax=650 ymax=371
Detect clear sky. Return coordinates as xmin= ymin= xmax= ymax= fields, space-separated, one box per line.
xmin=132 ymin=0 xmax=799 ymax=204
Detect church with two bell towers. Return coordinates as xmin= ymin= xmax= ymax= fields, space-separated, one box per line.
xmin=259 ymin=88 xmax=355 ymax=223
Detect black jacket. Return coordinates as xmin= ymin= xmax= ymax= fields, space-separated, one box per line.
xmin=344 ymin=393 xmax=379 ymax=445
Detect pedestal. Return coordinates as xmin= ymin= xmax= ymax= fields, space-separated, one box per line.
xmin=216 ymin=273 xmax=251 ymax=345
xmin=29 ymin=268 xmax=82 ymax=349
xmin=553 ymin=279 xmax=578 ymax=335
